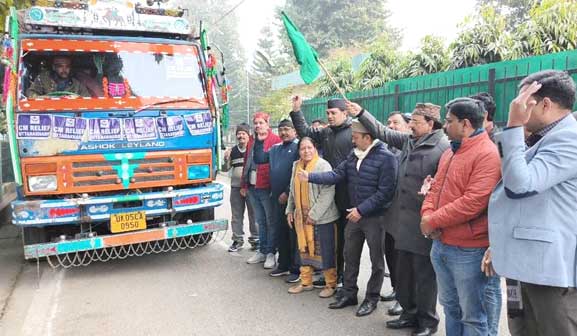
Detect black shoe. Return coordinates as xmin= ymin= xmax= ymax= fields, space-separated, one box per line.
xmin=248 ymin=238 xmax=259 ymax=251
xmin=355 ymin=300 xmax=377 ymax=317
xmin=285 ymin=273 xmax=301 ymax=283
xmin=269 ymin=268 xmax=290 ymax=277
xmin=328 ymin=296 xmax=358 ymax=309
xmin=387 ymin=301 xmax=403 ymax=316
xmin=313 ymin=278 xmax=326 ymax=289
xmin=380 ymin=290 xmax=396 ymax=302
xmin=386 ymin=318 xmax=417 ymax=329
xmin=412 ymin=327 xmax=438 ymax=336
xmin=228 ymin=241 xmax=243 ymax=252
xmin=334 ymin=287 xmax=344 ymax=300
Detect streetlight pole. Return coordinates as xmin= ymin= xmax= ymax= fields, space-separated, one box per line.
xmin=246 ymin=69 xmax=250 ymax=125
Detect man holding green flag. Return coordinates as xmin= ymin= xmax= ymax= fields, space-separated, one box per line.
xmin=284 ymin=12 xmax=354 ymax=292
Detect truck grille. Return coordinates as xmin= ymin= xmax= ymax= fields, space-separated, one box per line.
xmin=71 ymin=156 xmax=178 ymax=189
xmin=21 ymin=150 xmax=212 ymax=195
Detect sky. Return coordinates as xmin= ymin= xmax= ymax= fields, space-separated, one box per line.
xmin=236 ymin=0 xmax=478 ymax=66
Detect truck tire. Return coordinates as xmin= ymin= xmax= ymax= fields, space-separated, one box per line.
xmin=22 ymin=227 xmax=47 ymax=245
xmin=174 ymin=208 xmax=214 ymax=247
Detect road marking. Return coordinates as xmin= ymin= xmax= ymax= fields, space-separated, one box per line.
xmin=21 ymin=269 xmax=65 ymax=336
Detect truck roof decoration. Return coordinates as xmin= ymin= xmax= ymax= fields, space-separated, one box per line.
xmin=23 ymin=0 xmax=191 ymax=35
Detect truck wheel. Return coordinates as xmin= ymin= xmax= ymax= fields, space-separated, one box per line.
xmin=22 ymin=227 xmax=47 ymax=245
xmin=174 ymin=208 xmax=214 ymax=247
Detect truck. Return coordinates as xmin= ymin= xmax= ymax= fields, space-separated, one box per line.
xmin=1 ymin=0 xmax=229 ymax=267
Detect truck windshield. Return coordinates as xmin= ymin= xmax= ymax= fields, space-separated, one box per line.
xmin=18 ymin=40 xmax=207 ymax=110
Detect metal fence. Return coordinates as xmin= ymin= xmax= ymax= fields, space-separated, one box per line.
xmin=302 ymin=50 xmax=577 ymax=125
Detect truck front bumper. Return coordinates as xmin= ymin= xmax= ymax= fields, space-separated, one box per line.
xmin=23 ymin=218 xmax=228 ymax=259
xmin=12 ymin=183 xmax=225 ymax=226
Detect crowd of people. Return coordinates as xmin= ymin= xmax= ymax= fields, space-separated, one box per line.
xmin=222 ymin=69 xmax=577 ymax=336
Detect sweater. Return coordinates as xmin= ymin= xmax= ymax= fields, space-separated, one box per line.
xmin=286 ymin=158 xmax=340 ymax=225
xmin=241 ymin=131 xmax=282 ymax=190
xmin=253 ymin=138 xmax=299 ymax=198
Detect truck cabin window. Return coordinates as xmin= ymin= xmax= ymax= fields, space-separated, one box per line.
xmin=21 ymin=51 xmax=204 ymax=100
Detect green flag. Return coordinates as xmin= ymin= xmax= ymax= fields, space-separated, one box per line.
xmin=281 ymin=12 xmax=321 ymax=84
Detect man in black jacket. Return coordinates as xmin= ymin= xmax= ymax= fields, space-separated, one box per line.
xmin=297 ymin=120 xmax=397 ymax=317
xmin=290 ymin=96 xmax=353 ymax=286
xmin=348 ymin=101 xmax=448 ymax=336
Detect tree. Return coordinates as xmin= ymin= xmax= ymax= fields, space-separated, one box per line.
xmin=476 ymin=0 xmax=536 ymax=28
xmin=176 ymin=0 xmax=247 ymax=126
xmin=449 ymin=5 xmax=519 ymax=69
xmin=405 ymin=36 xmax=450 ymax=77
xmin=258 ymin=87 xmax=294 ymax=123
xmin=249 ymin=24 xmax=295 ymax=115
xmin=354 ymin=33 xmax=407 ymax=90
xmin=514 ymin=0 xmax=577 ymax=56
xmin=1 ymin=1 xmax=33 ymax=30
xmin=315 ymin=58 xmax=356 ymax=97
xmin=278 ymin=0 xmax=399 ymax=58
xmin=1 ymin=1 xmax=32 ymax=29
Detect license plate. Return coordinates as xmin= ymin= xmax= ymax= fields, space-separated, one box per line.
xmin=110 ymin=211 xmax=146 ymax=233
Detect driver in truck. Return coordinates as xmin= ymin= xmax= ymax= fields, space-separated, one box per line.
xmin=26 ymin=55 xmax=90 ymax=98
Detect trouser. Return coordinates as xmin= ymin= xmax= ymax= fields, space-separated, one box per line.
xmin=484 ymin=275 xmax=502 ymax=336
xmin=395 ymin=249 xmax=439 ymax=329
xmin=301 ymin=266 xmax=337 ymax=287
xmin=383 ymin=231 xmax=397 ymax=289
xmin=230 ymin=187 xmax=257 ymax=243
xmin=271 ymin=200 xmax=300 ymax=274
xmin=247 ymin=187 xmax=274 ymax=254
xmin=508 ymin=282 xmax=577 ymax=336
xmin=341 ymin=216 xmax=384 ymax=303
xmin=336 ymin=212 xmax=347 ymax=279
xmin=431 ymin=240 xmax=489 ymax=336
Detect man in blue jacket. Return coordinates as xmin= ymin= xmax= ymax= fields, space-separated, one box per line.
xmin=298 ymin=119 xmax=397 ymax=317
xmin=486 ymin=70 xmax=577 ymax=336
xmin=253 ymin=119 xmax=301 ymax=281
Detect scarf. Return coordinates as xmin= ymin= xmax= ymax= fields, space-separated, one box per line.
xmin=353 ymin=139 xmax=379 ymax=171
xmin=450 ymin=128 xmax=485 ymax=153
xmin=293 ymin=153 xmax=319 ymax=255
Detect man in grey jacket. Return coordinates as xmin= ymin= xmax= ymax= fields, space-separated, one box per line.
xmin=347 ymin=102 xmax=449 ymax=336
xmin=486 ymin=70 xmax=577 ymax=336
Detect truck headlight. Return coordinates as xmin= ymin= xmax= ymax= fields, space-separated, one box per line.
xmin=187 ymin=165 xmax=210 ymax=180
xmin=28 ymin=175 xmax=57 ymax=192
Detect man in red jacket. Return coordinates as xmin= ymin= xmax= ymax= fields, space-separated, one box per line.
xmin=241 ymin=112 xmax=282 ymax=267
xmin=420 ymin=98 xmax=501 ymax=336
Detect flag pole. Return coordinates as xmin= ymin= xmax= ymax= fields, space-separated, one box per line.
xmin=316 ymin=58 xmax=348 ymax=101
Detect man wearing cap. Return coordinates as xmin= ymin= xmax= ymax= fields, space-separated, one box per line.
xmin=291 ymin=96 xmax=353 ymax=287
xmin=297 ymin=120 xmax=397 ymax=317
xmin=242 ymin=112 xmax=282 ymax=267
xmin=27 ymin=55 xmax=90 ymax=98
xmin=253 ymin=119 xmax=301 ymax=282
xmin=223 ymin=123 xmax=258 ymax=252
xmin=347 ymin=102 xmax=448 ymax=336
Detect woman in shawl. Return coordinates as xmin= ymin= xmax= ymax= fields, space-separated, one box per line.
xmin=286 ymin=137 xmax=340 ymax=298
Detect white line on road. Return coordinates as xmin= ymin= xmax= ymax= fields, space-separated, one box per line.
xmin=21 ymin=269 xmax=65 ymax=336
